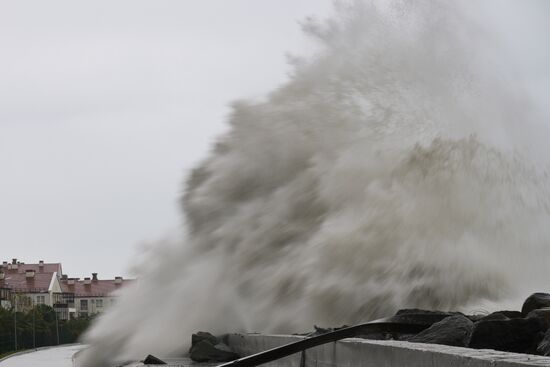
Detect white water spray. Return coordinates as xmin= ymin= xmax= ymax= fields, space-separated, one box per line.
xmin=80 ymin=1 xmax=550 ymax=365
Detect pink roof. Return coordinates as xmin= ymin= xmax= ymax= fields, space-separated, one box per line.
xmin=0 ymin=272 xmax=53 ymax=293
xmin=60 ymin=279 xmax=134 ymax=297
xmin=0 ymin=262 xmax=62 ymax=275
xmin=1 ymin=260 xmax=134 ymax=297
xmin=17 ymin=263 xmax=62 ymax=275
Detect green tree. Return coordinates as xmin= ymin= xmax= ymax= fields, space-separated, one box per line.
xmin=0 ymin=304 xmax=92 ymax=354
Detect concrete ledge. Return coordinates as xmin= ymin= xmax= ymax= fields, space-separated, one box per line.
xmin=226 ymin=334 xmax=550 ymax=367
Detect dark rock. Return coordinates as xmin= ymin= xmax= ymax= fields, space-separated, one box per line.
xmin=527 ymin=308 xmax=550 ymax=327
xmin=476 ymin=312 xmax=510 ymax=322
xmin=522 ymin=293 xmax=550 ymax=316
xmin=189 ymin=340 xmax=240 ymax=363
xmin=394 ymin=309 xmax=462 ymax=328
xmin=469 ymin=311 xmax=522 ymax=322
xmin=498 ymin=310 xmax=523 ymax=319
xmin=469 ymin=317 xmax=548 ymax=353
xmin=408 ymin=315 xmax=474 ymax=347
xmin=537 ymin=329 xmax=550 ymax=356
xmin=142 ymin=355 xmax=166 ymax=365
xmin=466 ymin=314 xmax=486 ymax=322
xmin=191 ymin=331 xmax=219 ymax=347
xmin=214 ymin=342 xmax=235 ymax=353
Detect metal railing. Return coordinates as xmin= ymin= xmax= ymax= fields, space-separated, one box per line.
xmin=218 ymin=312 xmax=448 ymax=367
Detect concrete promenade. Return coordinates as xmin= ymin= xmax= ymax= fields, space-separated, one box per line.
xmin=69 ymin=335 xmax=550 ymax=366
xmin=226 ymin=334 xmax=550 ymax=367
xmin=0 ymin=344 xmax=85 ymax=367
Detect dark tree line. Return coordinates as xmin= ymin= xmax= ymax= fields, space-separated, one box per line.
xmin=0 ymin=305 xmax=91 ymax=354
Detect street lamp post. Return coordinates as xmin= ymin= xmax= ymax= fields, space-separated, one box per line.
xmin=55 ymin=307 xmax=60 ymax=345
xmin=32 ymin=299 xmax=36 ymax=349
xmin=13 ymin=295 xmax=17 ymax=351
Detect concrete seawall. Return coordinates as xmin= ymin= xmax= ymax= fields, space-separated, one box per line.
xmin=226 ymin=334 xmax=550 ymax=367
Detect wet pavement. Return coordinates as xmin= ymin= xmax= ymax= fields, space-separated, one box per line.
xmin=0 ymin=344 xmax=85 ymax=367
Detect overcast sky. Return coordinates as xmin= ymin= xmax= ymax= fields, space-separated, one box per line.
xmin=0 ymin=0 xmax=333 ymax=279
xmin=1 ymin=1 xmax=550 ymax=280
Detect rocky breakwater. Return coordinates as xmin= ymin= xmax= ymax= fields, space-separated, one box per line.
xmin=141 ymin=293 xmax=550 ymax=365
xmin=379 ymin=293 xmax=550 ymax=356
xmin=285 ymin=293 xmax=550 ymax=357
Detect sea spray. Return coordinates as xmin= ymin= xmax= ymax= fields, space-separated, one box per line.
xmin=79 ymin=1 xmax=550 ymax=365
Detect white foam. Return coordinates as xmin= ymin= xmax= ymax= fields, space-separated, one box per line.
xmin=79 ymin=1 xmax=550 ymax=365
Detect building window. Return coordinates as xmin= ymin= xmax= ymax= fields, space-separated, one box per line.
xmin=36 ymin=295 xmax=45 ymax=305
xmin=96 ymin=299 xmax=103 ymax=308
xmin=0 ymin=288 xmax=10 ymax=300
xmin=80 ymin=299 xmax=88 ymax=311
xmin=23 ymin=297 xmax=32 ymax=307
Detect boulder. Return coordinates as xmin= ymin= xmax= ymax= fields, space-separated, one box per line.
xmin=189 ymin=331 xmax=240 ymax=362
xmin=408 ymin=315 xmax=474 ymax=347
xmin=476 ymin=312 xmax=510 ymax=322
xmin=142 ymin=355 xmax=166 ymax=365
xmin=189 ymin=340 xmax=240 ymax=363
xmin=537 ymin=329 xmax=550 ymax=356
xmin=191 ymin=331 xmax=219 ymax=346
xmin=469 ymin=317 xmax=548 ymax=353
xmin=498 ymin=310 xmax=523 ymax=319
xmin=394 ymin=309 xmax=462 ymax=328
xmin=527 ymin=308 xmax=550 ymax=327
xmin=522 ymin=293 xmax=550 ymax=316
xmin=469 ymin=311 xmax=522 ymax=322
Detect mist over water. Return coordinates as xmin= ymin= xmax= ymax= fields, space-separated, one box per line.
xmin=80 ymin=1 xmax=550 ymax=365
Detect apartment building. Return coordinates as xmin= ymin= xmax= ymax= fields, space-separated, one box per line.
xmin=1 ymin=259 xmax=133 ymax=319
xmin=60 ymin=273 xmax=133 ymax=318
xmin=0 ymin=259 xmax=63 ymax=311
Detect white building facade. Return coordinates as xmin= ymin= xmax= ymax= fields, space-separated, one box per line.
xmin=1 ymin=259 xmax=133 ymax=319
xmin=61 ymin=275 xmax=132 ymax=318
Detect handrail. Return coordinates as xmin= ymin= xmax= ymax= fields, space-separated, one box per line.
xmin=218 ymin=313 xmax=447 ymax=367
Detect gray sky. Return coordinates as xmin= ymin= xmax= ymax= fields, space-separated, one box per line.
xmin=1 ymin=1 xmax=549 ymax=280
xmin=0 ymin=0 xmax=333 ymax=279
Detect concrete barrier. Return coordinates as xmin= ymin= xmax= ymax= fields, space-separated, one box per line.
xmin=226 ymin=334 xmax=550 ymax=367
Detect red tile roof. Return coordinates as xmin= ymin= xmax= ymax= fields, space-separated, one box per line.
xmin=17 ymin=263 xmax=62 ymax=275
xmin=0 ymin=272 xmax=53 ymax=293
xmin=1 ymin=260 xmax=134 ymax=297
xmin=0 ymin=262 xmax=62 ymax=275
xmin=60 ymin=279 xmax=134 ymax=297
